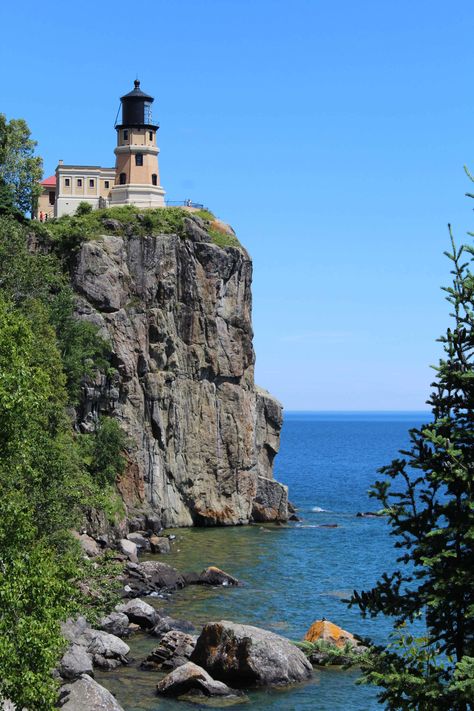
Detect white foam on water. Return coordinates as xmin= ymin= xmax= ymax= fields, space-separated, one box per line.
xmin=311 ymin=506 xmax=328 ymax=512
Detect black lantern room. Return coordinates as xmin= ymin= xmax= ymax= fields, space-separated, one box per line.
xmin=116 ymin=80 xmax=159 ymax=130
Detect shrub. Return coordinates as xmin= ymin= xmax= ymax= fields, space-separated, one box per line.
xmin=75 ymin=201 xmax=93 ymax=216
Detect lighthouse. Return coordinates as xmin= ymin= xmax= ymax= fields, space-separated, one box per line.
xmin=110 ymin=80 xmax=166 ymax=208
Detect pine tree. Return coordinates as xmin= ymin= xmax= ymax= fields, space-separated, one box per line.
xmin=350 ymin=233 xmax=474 ymax=710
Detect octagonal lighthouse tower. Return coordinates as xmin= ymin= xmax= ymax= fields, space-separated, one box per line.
xmin=110 ymin=80 xmax=165 ymax=207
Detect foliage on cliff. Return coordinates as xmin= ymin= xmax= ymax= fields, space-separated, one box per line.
xmin=0 ymin=214 xmax=127 ymax=709
xmin=34 ymin=203 xmax=241 ymax=255
xmin=350 ymin=233 xmax=474 ymax=710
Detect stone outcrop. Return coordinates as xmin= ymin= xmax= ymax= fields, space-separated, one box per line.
xmin=59 ymin=674 xmax=125 ymax=711
xmin=156 ymin=661 xmax=237 ymax=698
xmin=141 ymin=630 xmax=197 ymax=671
xmin=304 ymin=620 xmax=357 ymax=648
xmin=191 ymin=620 xmax=312 ymax=686
xmin=72 ymin=221 xmax=285 ymax=527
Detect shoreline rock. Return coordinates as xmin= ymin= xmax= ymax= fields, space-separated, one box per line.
xmin=191 ymin=620 xmax=312 ymax=686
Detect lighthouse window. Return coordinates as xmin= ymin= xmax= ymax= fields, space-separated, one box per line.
xmin=123 ymin=130 xmax=128 ymax=141
xmin=104 ymin=181 xmax=110 ymax=189
xmin=89 ymin=179 xmax=94 ymax=188
xmin=135 ymin=153 xmax=143 ymax=166
xmin=77 ymin=179 xmax=82 ymax=187
xmin=152 ymin=174 xmax=157 ymax=186
xmin=149 ymin=131 xmax=153 ymax=141
xmin=65 ymin=178 xmax=70 ymax=187
xmin=119 ymin=173 xmax=126 ymax=185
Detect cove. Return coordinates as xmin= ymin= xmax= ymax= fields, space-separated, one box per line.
xmin=97 ymin=411 xmax=428 ymax=710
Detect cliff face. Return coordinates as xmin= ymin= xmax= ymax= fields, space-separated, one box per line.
xmin=72 ymin=217 xmax=286 ymax=527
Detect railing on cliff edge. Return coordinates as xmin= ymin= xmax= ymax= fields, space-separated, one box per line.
xmin=165 ymin=200 xmax=206 ymax=209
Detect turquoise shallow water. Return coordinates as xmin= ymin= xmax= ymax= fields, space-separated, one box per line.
xmin=97 ymin=411 xmax=429 ymax=710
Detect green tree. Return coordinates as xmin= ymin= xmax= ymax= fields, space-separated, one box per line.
xmin=0 ymin=114 xmax=43 ymax=216
xmin=350 ymin=235 xmax=474 ymax=710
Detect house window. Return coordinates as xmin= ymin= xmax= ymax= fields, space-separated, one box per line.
xmin=65 ymin=178 xmax=70 ymax=187
xmin=49 ymin=191 xmax=55 ymax=205
xmin=119 ymin=173 xmax=126 ymax=185
xmin=149 ymin=131 xmax=153 ymax=141
xmin=135 ymin=153 xmax=143 ymax=166
xmin=104 ymin=180 xmax=109 ymax=189
xmin=152 ymin=174 xmax=157 ymax=186
xmin=89 ymin=179 xmax=94 ymax=188
xmin=77 ymin=178 xmax=82 ymax=187
xmin=123 ymin=130 xmax=128 ymax=141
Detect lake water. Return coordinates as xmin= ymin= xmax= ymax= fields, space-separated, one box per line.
xmin=97 ymin=411 xmax=429 ymax=710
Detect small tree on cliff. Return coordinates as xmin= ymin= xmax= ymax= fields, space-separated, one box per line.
xmin=350 ymin=232 xmax=474 ymax=710
xmin=0 ymin=114 xmax=42 ymax=216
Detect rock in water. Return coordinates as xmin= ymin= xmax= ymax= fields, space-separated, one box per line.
xmin=156 ymin=661 xmax=237 ymax=697
xmin=198 ymin=566 xmax=240 ymax=586
xmin=251 ymin=475 xmax=288 ymax=522
xmin=59 ymin=674 xmax=125 ymax=710
xmin=191 ymin=620 xmax=312 ymax=686
xmin=99 ymin=611 xmax=130 ymax=637
xmin=304 ymin=620 xmax=357 ymax=647
xmin=115 ymin=598 xmax=159 ymax=629
xmin=141 ymin=630 xmax=197 ymax=670
xmin=72 ymin=232 xmax=285 ymax=527
xmin=149 ymin=535 xmax=171 ymax=554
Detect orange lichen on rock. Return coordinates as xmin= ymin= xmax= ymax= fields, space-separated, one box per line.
xmin=304 ymin=620 xmax=356 ymax=648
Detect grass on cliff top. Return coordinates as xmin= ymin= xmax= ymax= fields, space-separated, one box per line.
xmin=35 ymin=204 xmax=241 ymax=254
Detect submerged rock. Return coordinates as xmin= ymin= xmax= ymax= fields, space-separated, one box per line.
xmin=156 ymin=661 xmax=237 ymax=698
xmin=191 ymin=620 xmax=312 ymax=686
xmin=59 ymin=674 xmax=125 ymax=710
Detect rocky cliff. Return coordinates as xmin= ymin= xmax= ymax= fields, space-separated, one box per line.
xmin=72 ymin=215 xmax=287 ymax=528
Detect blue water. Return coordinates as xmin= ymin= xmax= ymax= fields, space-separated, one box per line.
xmin=98 ymin=411 xmax=430 ymax=710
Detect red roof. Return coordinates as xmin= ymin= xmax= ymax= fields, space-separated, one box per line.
xmin=40 ymin=175 xmax=56 ymax=186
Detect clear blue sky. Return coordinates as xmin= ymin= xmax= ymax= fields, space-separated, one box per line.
xmin=2 ymin=0 xmax=474 ymax=410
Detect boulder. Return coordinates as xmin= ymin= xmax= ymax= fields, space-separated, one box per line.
xmin=156 ymin=661 xmax=236 ymax=698
xmin=124 ymin=560 xmax=186 ymax=595
xmin=191 ymin=620 xmax=312 ymax=686
xmin=61 ymin=617 xmax=90 ymax=644
xmin=304 ymin=620 xmax=357 ymax=648
xmin=73 ymin=532 xmax=101 ymax=558
xmin=99 ymin=612 xmax=130 ymax=637
xmin=119 ymin=538 xmax=138 ymax=563
xmin=198 ymin=566 xmax=240 ymax=587
xmin=59 ymin=674 xmax=125 ymax=710
xmin=127 ymin=532 xmax=151 ymax=552
xmin=115 ymin=598 xmax=158 ymax=630
xmin=82 ymin=629 xmax=130 ymax=660
xmin=58 ymin=644 xmax=94 ymax=680
xmin=251 ymin=476 xmax=288 ymax=523
xmin=141 ymin=630 xmax=197 ymax=671
xmin=149 ymin=535 xmax=171 ymax=554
